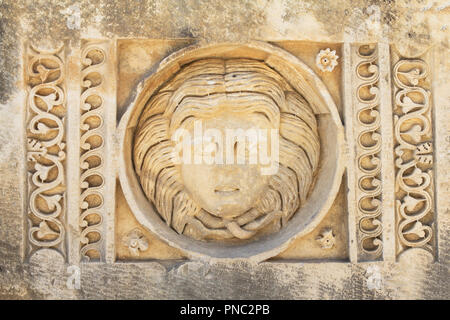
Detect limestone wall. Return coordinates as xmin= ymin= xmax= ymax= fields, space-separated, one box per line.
xmin=0 ymin=0 xmax=449 ymax=299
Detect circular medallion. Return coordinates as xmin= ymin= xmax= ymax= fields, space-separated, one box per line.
xmin=118 ymin=42 xmax=345 ymax=261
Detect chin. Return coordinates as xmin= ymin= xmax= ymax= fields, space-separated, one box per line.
xmin=209 ymin=204 xmax=248 ymax=217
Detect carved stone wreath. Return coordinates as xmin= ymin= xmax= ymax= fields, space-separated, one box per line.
xmin=119 ymin=42 xmax=345 ymax=261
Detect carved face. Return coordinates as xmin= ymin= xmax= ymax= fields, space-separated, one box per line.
xmin=133 ymin=58 xmax=320 ymax=241
xmin=180 ymin=111 xmax=272 ymax=219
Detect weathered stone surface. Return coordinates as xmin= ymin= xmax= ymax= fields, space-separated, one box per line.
xmin=0 ymin=0 xmax=449 ymax=299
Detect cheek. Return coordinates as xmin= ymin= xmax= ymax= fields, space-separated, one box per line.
xmin=180 ymin=164 xmax=214 ymax=195
xmin=238 ymin=165 xmax=269 ymax=192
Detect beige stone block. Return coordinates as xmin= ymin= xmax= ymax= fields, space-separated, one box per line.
xmin=0 ymin=0 xmax=448 ymax=299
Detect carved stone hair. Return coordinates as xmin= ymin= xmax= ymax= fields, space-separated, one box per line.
xmin=133 ymin=58 xmax=320 ymax=241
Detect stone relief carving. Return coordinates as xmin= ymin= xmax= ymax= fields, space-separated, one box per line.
xmin=392 ymin=55 xmax=435 ymax=257
xmin=119 ymin=42 xmax=345 ymax=261
xmin=3 ymin=1 xmax=446 ymax=300
xmin=79 ymin=42 xmax=107 ymax=261
xmin=26 ymin=44 xmax=67 ymax=259
xmin=133 ymin=58 xmax=321 ymax=241
xmin=353 ymin=44 xmax=383 ymax=261
xmin=26 ymin=40 xmax=436 ymax=263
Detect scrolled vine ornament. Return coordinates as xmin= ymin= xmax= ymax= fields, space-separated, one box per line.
xmin=354 ymin=44 xmax=383 ymax=260
xmin=79 ymin=43 xmax=107 ymax=261
xmin=26 ymin=44 xmax=66 ymax=258
xmin=393 ymin=58 xmax=434 ymax=256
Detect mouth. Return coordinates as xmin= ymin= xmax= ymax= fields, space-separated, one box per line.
xmin=214 ymin=186 xmax=240 ymax=195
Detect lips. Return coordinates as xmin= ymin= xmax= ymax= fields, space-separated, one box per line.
xmin=214 ymin=186 xmax=240 ymax=195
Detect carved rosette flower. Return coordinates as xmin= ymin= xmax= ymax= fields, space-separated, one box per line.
xmin=122 ymin=228 xmax=149 ymax=257
xmin=316 ymin=48 xmax=339 ymax=72
xmin=316 ymin=228 xmax=335 ymax=249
